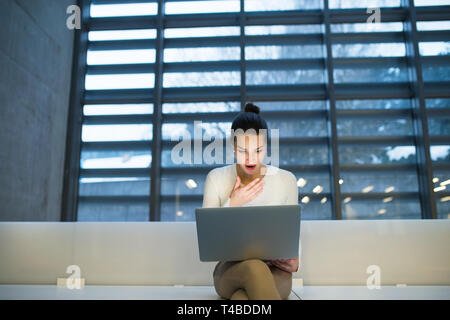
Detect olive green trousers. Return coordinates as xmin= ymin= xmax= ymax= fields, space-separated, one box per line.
xmin=213 ymin=259 xmax=292 ymax=300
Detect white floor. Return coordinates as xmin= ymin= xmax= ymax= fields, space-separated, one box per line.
xmin=293 ymin=285 xmax=450 ymax=300
xmin=0 ymin=285 xmax=448 ymax=300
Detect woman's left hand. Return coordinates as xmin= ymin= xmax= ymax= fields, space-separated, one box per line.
xmin=269 ymin=258 xmax=299 ymax=273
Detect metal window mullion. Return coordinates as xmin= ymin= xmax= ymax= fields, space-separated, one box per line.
xmin=403 ymin=0 xmax=437 ymax=219
xmin=88 ymin=6 xmax=450 ymax=31
xmin=150 ymin=0 xmax=165 ymax=221
xmin=61 ymin=0 xmax=91 ymax=221
xmin=240 ymin=0 xmax=246 ymax=110
xmin=324 ymin=0 xmax=342 ymax=220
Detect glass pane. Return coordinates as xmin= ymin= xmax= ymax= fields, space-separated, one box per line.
xmin=422 ymin=65 xmax=450 ymax=82
xmin=331 ymin=23 xmax=403 ymax=33
xmin=299 ymin=199 xmax=332 ymax=220
xmin=416 ymin=21 xmax=450 ymax=31
xmin=81 ymin=150 xmax=151 ymax=169
xmin=414 ymin=0 xmax=450 ymax=6
xmin=432 ymin=175 xmax=449 ymax=194
xmin=436 ymin=198 xmax=450 ymax=219
xmin=162 ymin=149 xmax=229 ymax=167
xmin=78 ymin=202 xmax=149 ymax=221
xmin=160 ymin=174 xmax=206 ymax=221
xmin=430 ymin=145 xmax=450 ymax=162
xmin=162 ymin=121 xmax=231 ymax=167
xmin=161 ymin=200 xmax=200 ymax=221
xmin=341 ymin=198 xmax=421 ymax=219
xmin=334 ymin=67 xmax=408 ymax=83
xmin=82 ymin=124 xmax=153 ymax=142
xmin=333 ymin=43 xmax=406 ymax=57
xmin=419 ymin=42 xmax=450 ymax=56
xmin=432 ymin=172 xmax=450 ymax=219
xmin=79 ymin=178 xmax=150 ymax=196
xmin=165 ymin=26 xmax=240 ymax=38
xmin=163 ymin=102 xmax=240 ymax=113
xmin=161 ymin=174 xmax=206 ymax=196
xmin=85 ymin=74 xmax=155 ymax=90
xmin=165 ymin=0 xmax=239 ymax=14
xmin=267 ymin=119 xmax=327 ymax=138
xmin=164 ymin=47 xmax=240 ymax=62
xmin=246 ymin=45 xmax=323 ymax=60
xmin=336 ymin=99 xmax=411 ymax=110
xmin=246 ymin=25 xmax=322 ymax=35
xmin=88 ymin=30 xmax=156 ymax=41
xmin=339 ymin=145 xmax=417 ymax=164
xmin=428 ymin=118 xmax=450 ymax=135
xmin=339 ymin=172 xmax=419 ymax=193
xmin=84 ymin=104 xmax=153 ymax=116
xmin=330 ymin=0 xmax=400 ymax=8
xmin=246 ymin=70 xmax=324 ymax=85
xmin=337 ymin=118 xmax=414 ymax=136
xmin=90 ymin=3 xmax=158 ymax=17
xmin=245 ymin=0 xmax=322 ymax=11
xmin=432 ymin=171 xmax=449 ymax=187
xmin=256 ymin=101 xmax=326 ymax=111
xmin=426 ymin=98 xmax=450 ymax=109
xmin=163 ymin=72 xmax=240 ymax=87
xmin=293 ymin=171 xmax=330 ymax=194
xmin=161 ymin=122 xmax=233 ymax=167
xmin=78 ymin=174 xmax=150 ymax=221
xmin=277 ymin=146 xmax=329 ymax=166
xmin=162 ymin=122 xmax=231 ymax=142
xmin=87 ymin=50 xmax=156 ymax=65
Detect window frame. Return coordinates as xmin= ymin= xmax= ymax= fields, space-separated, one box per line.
xmin=62 ymin=0 xmax=450 ymax=221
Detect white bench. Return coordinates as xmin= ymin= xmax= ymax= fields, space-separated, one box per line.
xmin=0 ymin=220 xmax=449 ymax=299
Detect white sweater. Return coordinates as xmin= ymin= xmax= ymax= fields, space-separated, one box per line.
xmin=202 ymin=163 xmax=302 ymax=272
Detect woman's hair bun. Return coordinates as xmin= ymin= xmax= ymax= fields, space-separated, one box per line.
xmin=244 ymin=102 xmax=260 ymax=114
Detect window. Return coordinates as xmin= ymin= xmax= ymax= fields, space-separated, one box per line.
xmin=417 ymin=7 xmax=450 ymax=219
xmin=63 ymin=0 xmax=450 ymax=221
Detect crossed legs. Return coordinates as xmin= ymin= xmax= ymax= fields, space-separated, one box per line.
xmin=213 ymin=259 xmax=293 ymax=300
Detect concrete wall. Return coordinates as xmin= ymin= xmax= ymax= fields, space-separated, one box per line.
xmin=0 ymin=0 xmax=76 ymax=220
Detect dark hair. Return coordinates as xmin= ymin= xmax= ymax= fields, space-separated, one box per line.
xmin=231 ymin=102 xmax=267 ymax=132
xmin=231 ymin=103 xmax=269 ymax=143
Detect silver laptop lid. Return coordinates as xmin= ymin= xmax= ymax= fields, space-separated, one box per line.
xmin=195 ymin=204 xmax=301 ymax=262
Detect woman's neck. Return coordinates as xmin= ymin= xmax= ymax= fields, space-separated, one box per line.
xmin=236 ymin=164 xmax=267 ymax=185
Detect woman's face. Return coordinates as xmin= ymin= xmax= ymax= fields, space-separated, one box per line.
xmin=234 ymin=133 xmax=267 ymax=176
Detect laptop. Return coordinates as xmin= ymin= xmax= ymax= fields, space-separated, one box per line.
xmin=195 ymin=204 xmax=301 ymax=262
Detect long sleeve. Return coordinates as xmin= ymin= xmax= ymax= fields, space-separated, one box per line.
xmin=202 ymin=172 xmax=221 ymax=208
xmin=285 ymin=172 xmax=299 ymax=205
xmin=222 ymin=197 xmax=231 ymax=207
xmin=285 ymin=172 xmax=301 ymax=273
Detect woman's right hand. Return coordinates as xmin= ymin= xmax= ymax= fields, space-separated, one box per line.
xmin=229 ymin=175 xmax=265 ymax=207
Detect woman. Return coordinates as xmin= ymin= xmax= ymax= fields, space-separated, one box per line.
xmin=202 ymin=102 xmax=301 ymax=300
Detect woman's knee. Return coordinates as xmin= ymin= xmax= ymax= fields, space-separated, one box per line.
xmin=240 ymin=259 xmax=272 ymax=280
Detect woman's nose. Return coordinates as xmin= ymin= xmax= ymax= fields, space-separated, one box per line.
xmin=247 ymin=153 xmax=257 ymax=164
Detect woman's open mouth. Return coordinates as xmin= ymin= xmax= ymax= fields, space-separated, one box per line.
xmin=245 ymin=164 xmax=257 ymax=172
